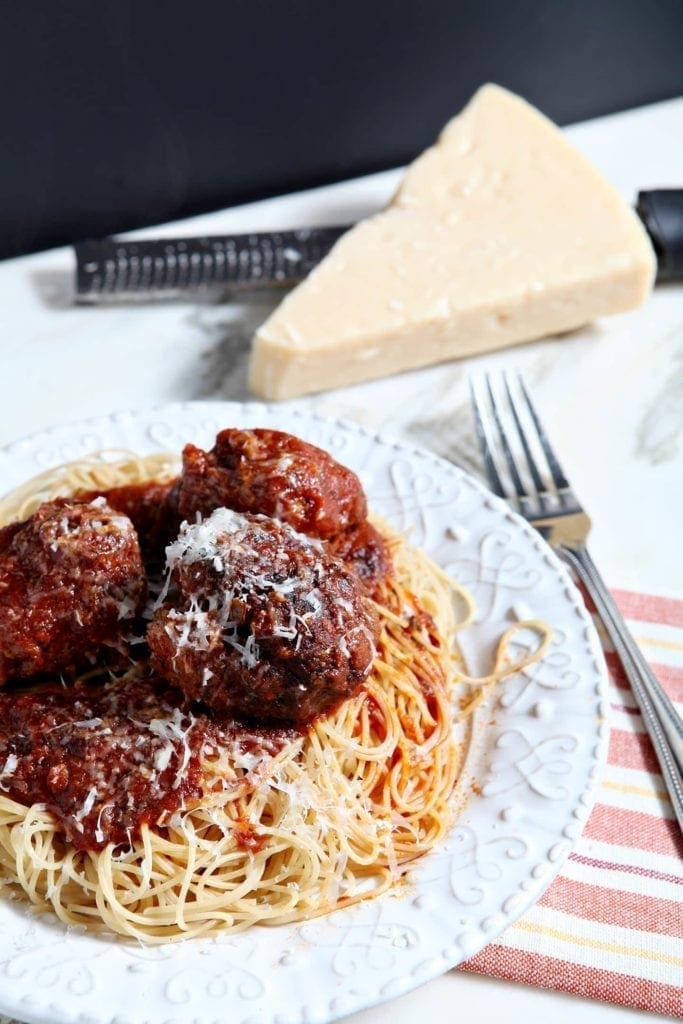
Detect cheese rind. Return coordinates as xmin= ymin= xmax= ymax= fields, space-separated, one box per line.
xmin=249 ymin=85 xmax=656 ymax=400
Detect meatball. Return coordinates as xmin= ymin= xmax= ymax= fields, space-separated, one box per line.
xmin=177 ymin=428 xmax=367 ymax=539
xmin=0 ymin=498 xmax=146 ymax=685
xmin=147 ymin=507 xmax=379 ymax=725
xmin=327 ymin=521 xmax=392 ymax=593
xmin=79 ymin=479 xmax=180 ymax=571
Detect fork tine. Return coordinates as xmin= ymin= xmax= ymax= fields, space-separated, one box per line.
xmin=468 ymin=378 xmax=506 ymax=498
xmin=517 ymin=375 xmax=571 ymax=491
xmin=484 ymin=374 xmax=527 ymax=501
xmin=502 ymin=372 xmax=547 ymax=502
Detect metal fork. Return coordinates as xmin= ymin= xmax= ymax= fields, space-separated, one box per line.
xmin=470 ymin=372 xmax=683 ymax=834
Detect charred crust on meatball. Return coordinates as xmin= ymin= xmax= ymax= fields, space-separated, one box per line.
xmin=177 ymin=428 xmax=367 ymax=539
xmin=0 ymin=498 xmax=146 ymax=685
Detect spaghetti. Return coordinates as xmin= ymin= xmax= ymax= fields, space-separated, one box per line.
xmin=0 ymin=449 xmax=550 ymax=943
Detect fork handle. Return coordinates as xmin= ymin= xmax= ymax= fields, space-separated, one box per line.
xmin=558 ymin=545 xmax=683 ymax=835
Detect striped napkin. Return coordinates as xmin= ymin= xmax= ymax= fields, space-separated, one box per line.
xmin=461 ymin=588 xmax=683 ymax=1017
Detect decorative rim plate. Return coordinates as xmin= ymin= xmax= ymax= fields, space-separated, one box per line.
xmin=0 ymin=402 xmax=608 ymax=1024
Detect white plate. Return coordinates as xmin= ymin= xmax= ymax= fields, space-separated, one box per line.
xmin=0 ymin=402 xmax=608 ymax=1024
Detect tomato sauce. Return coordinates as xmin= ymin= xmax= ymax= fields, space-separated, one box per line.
xmin=0 ymin=673 xmax=289 ymax=852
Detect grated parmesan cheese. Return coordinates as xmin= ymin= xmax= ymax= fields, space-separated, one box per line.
xmin=0 ymin=753 xmax=19 ymax=791
xmin=148 ymin=707 xmax=196 ymax=789
xmin=156 ymin=508 xmax=333 ymax=668
xmin=74 ymin=786 xmax=98 ymax=825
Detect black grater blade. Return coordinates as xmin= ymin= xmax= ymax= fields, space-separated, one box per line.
xmin=74 ymin=226 xmax=349 ymax=302
xmin=73 ymin=189 xmax=683 ymax=303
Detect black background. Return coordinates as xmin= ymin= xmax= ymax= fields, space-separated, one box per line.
xmin=2 ymin=0 xmax=682 ymax=260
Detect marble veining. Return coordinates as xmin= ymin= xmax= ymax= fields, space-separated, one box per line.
xmin=634 ymin=334 xmax=683 ymax=466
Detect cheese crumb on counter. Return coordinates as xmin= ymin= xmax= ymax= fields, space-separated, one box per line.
xmin=249 ymin=84 xmax=655 ymax=399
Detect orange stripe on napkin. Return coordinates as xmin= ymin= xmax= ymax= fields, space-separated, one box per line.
xmin=612 ymin=589 xmax=683 ymax=628
xmin=608 ymin=728 xmax=660 ymax=774
xmin=461 ymin=947 xmax=683 ymax=1017
xmin=650 ymin=663 xmax=683 ymax=701
xmin=538 ymin=876 xmax=682 ymax=935
xmin=584 ymin=804 xmax=683 ymax=859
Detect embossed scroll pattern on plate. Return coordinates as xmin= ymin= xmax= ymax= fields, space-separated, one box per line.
xmin=0 ymin=403 xmax=608 ymax=1024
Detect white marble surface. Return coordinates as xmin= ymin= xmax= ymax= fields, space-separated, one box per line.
xmin=0 ymin=96 xmax=681 ymax=1024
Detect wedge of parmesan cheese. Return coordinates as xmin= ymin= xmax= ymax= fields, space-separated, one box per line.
xmin=249 ymin=84 xmax=655 ymax=399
